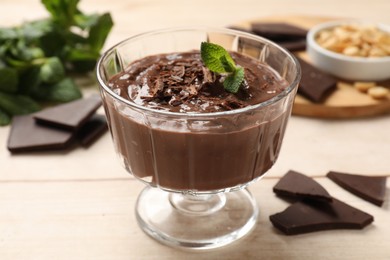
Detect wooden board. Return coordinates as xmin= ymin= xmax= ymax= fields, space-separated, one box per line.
xmin=236 ymin=15 xmax=390 ymax=118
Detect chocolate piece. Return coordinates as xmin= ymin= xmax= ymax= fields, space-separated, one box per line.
xmin=269 ymin=198 xmax=374 ymax=235
xmin=251 ymin=22 xmax=307 ymax=40
xmin=227 ymin=26 xmax=306 ymax=52
xmin=327 ymin=171 xmax=387 ymax=206
xmin=296 ymin=57 xmax=337 ymax=102
xmin=273 ymin=170 xmax=332 ymax=202
xmin=278 ymin=39 xmax=307 ymax=52
xmin=77 ymin=114 xmax=108 ymax=147
xmin=34 ymin=94 xmax=102 ymax=130
xmin=7 ymin=115 xmax=74 ymax=153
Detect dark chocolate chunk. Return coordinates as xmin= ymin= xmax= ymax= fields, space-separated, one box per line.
xmin=251 ymin=22 xmax=307 ymax=40
xmin=327 ymin=171 xmax=387 ymax=206
xmin=34 ymin=94 xmax=102 ymax=130
xmin=77 ymin=114 xmax=108 ymax=147
xmin=7 ymin=115 xmax=74 ymax=153
xmin=296 ymin=57 xmax=337 ymax=103
xmin=227 ymin=25 xmax=306 ymax=52
xmin=278 ymin=39 xmax=307 ymax=52
xmin=273 ymin=170 xmax=332 ymax=202
xmin=269 ymin=198 xmax=374 ymax=235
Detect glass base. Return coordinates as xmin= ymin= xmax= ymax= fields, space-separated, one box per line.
xmin=135 ymin=186 xmax=259 ymax=250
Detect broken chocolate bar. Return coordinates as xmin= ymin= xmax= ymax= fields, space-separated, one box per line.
xmin=269 ymin=198 xmax=374 ymax=235
xmin=7 ymin=95 xmax=107 ymax=153
xmin=278 ymin=39 xmax=306 ymax=52
xmin=296 ymin=57 xmax=337 ymax=102
xmin=34 ymin=94 xmax=102 ymax=130
xmin=327 ymin=171 xmax=387 ymax=206
xmin=270 ymin=170 xmax=375 ymax=235
xmin=7 ymin=115 xmax=74 ymax=153
xmin=251 ymin=22 xmax=307 ymax=40
xmin=273 ymin=170 xmax=332 ymax=202
xmin=77 ymin=114 xmax=108 ymax=147
xmin=227 ymin=25 xmax=307 ymax=52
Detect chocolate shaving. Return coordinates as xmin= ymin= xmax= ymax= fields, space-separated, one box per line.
xmin=220 ymin=99 xmax=246 ymax=110
xmin=172 ymin=65 xmax=185 ymax=78
xmin=171 ymin=75 xmax=183 ymax=82
xmin=140 ymin=57 xmax=216 ymax=105
xmin=169 ymin=96 xmax=183 ymax=106
xmin=163 ymin=88 xmax=173 ymax=97
xmin=202 ymin=67 xmax=215 ymax=84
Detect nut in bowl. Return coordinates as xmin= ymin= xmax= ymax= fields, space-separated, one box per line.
xmin=306 ymin=20 xmax=390 ymax=81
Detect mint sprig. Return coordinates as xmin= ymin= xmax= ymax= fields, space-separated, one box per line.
xmin=200 ymin=42 xmax=245 ymax=93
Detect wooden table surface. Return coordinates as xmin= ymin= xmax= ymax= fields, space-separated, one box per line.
xmin=1 ymin=0 xmax=390 ymax=259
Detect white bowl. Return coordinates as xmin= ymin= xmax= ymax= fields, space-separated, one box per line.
xmin=306 ymin=20 xmax=390 ymax=81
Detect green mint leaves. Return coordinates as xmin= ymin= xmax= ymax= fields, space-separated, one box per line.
xmin=200 ymin=42 xmax=245 ymax=93
xmin=0 ymin=0 xmax=113 ymax=126
xmin=200 ymin=42 xmax=236 ymax=73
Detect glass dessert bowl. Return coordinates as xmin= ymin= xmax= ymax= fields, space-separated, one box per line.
xmin=96 ymin=27 xmax=300 ymax=250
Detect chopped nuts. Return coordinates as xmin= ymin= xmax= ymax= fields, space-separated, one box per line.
xmin=367 ymin=86 xmax=390 ymax=99
xmin=343 ymin=46 xmax=360 ymax=56
xmin=316 ymin=24 xmax=390 ymax=58
xmin=354 ymin=82 xmax=376 ymax=92
xmin=353 ymin=82 xmax=389 ymax=99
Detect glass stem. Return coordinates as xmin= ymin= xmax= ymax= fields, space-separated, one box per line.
xmin=169 ymin=192 xmax=227 ymax=216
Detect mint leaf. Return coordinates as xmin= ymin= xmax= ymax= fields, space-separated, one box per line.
xmin=74 ymin=13 xmax=99 ymax=29
xmin=0 ymin=28 xmax=18 ymax=41
xmin=0 ymin=108 xmax=11 ymax=126
xmin=44 ymin=77 xmax=82 ymax=102
xmin=88 ymin=13 xmax=113 ymax=52
xmin=0 ymin=67 xmax=18 ymax=93
xmin=219 ymin=55 xmax=236 ymax=73
xmin=40 ymin=57 xmax=65 ymax=84
xmin=200 ymin=42 xmax=245 ymax=93
xmin=200 ymin=42 xmax=236 ymax=73
xmin=21 ymin=19 xmax=53 ymax=42
xmin=19 ymin=66 xmax=42 ymax=95
xmin=223 ymin=67 xmax=244 ymax=94
xmin=10 ymin=40 xmax=45 ymax=62
xmin=0 ymin=92 xmax=40 ymax=115
xmin=65 ymin=48 xmax=99 ymax=72
xmin=41 ymin=0 xmax=80 ymax=27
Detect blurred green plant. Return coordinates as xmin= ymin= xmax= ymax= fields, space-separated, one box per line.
xmin=0 ymin=0 xmax=113 ymax=126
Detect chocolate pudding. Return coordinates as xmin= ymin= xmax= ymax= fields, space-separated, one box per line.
xmin=103 ymin=50 xmax=292 ymax=191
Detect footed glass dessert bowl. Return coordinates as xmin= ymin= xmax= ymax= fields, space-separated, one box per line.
xmin=96 ymin=27 xmax=300 ymax=249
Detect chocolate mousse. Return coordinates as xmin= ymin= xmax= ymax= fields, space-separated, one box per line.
xmin=109 ymin=51 xmax=287 ymax=113
xmin=104 ymin=50 xmax=292 ymax=191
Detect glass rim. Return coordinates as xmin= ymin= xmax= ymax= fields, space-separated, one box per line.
xmin=96 ymin=26 xmax=301 ymax=118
